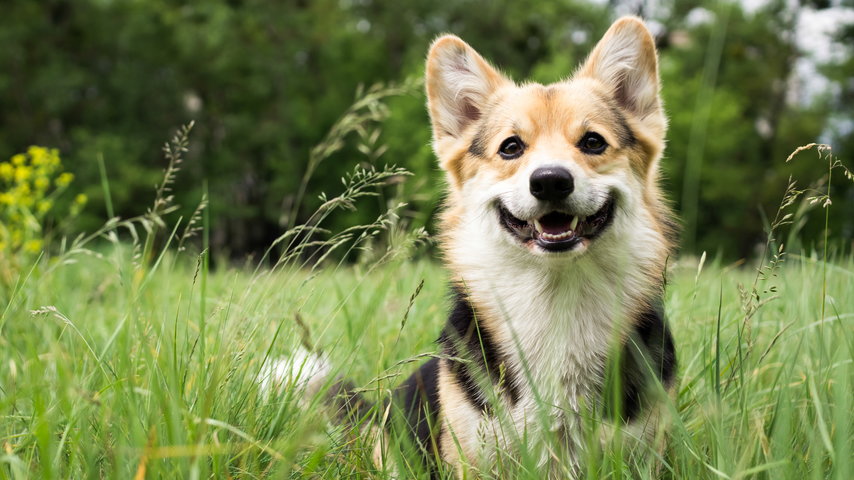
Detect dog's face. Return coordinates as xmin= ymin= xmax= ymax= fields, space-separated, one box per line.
xmin=426 ymin=17 xmax=668 ymax=261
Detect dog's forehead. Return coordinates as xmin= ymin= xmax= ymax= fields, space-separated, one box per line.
xmin=471 ymin=79 xmax=640 ymax=158
xmin=490 ymin=80 xmax=618 ymax=135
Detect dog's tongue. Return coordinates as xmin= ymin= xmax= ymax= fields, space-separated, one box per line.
xmin=538 ymin=211 xmax=575 ymax=235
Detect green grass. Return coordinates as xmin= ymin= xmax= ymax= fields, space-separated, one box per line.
xmin=0 ymin=244 xmax=852 ymax=479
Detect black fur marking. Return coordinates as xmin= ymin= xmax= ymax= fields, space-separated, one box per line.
xmin=326 ymin=378 xmax=375 ymax=423
xmin=325 ymin=365 xmax=442 ymax=475
xmin=468 ymin=124 xmax=491 ymax=158
xmin=595 ymin=91 xmax=637 ymax=149
xmin=437 ymin=288 xmax=520 ymax=412
xmin=395 ymin=357 xmax=443 ymax=462
xmin=616 ymin=115 xmax=637 ymax=148
xmin=604 ymin=298 xmax=677 ymax=422
xmin=609 ymin=104 xmax=637 ymax=148
xmin=467 ymin=114 xmax=504 ymax=159
xmin=439 ymin=335 xmax=489 ymax=413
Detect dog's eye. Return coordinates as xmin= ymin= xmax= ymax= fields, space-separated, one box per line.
xmin=578 ymin=132 xmax=607 ymax=155
xmin=498 ymin=136 xmax=525 ymax=160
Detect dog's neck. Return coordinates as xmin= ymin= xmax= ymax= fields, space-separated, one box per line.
xmin=444 ymin=215 xmax=667 ymax=411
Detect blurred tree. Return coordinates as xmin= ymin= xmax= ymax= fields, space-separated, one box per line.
xmin=0 ymin=0 xmax=849 ymax=259
xmin=651 ymin=0 xmax=847 ymax=256
xmin=817 ymin=0 xmax=854 ymax=249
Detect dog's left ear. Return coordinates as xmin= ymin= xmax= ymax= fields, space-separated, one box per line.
xmin=579 ymin=17 xmax=661 ymax=120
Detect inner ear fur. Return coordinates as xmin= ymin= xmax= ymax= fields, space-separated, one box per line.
xmin=578 ymin=16 xmax=662 ymax=120
xmin=425 ymin=35 xmax=509 ymax=153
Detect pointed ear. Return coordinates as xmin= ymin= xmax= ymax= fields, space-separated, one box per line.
xmin=425 ymin=35 xmax=509 ymax=146
xmin=578 ymin=17 xmax=661 ymax=119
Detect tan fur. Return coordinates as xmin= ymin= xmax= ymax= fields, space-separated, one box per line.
xmin=437 ymin=360 xmax=479 ymax=476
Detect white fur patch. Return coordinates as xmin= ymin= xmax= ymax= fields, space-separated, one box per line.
xmin=257 ymin=348 xmax=331 ymax=398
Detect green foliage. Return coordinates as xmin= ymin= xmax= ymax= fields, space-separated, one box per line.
xmin=656 ymin=1 xmax=852 ymax=256
xmin=0 ymin=0 xmax=852 ymax=258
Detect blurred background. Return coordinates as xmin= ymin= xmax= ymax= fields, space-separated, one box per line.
xmin=1 ymin=0 xmax=852 ymax=261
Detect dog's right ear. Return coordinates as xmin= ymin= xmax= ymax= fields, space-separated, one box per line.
xmin=425 ymin=35 xmax=508 ymax=153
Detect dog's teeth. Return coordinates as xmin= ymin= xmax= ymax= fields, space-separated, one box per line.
xmin=541 ymin=230 xmax=574 ymax=241
xmin=533 ymin=219 xmax=544 ymax=234
xmin=570 ymin=216 xmax=579 ymax=230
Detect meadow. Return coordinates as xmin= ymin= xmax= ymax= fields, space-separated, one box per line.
xmin=1 ymin=70 xmax=852 ymax=480
xmin=2 ymin=2 xmax=853 ymax=477
xmin=0 ymin=220 xmax=852 ymax=478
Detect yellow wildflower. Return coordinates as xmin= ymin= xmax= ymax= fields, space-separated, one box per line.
xmin=1 ymin=146 xmax=77 ymax=261
xmin=14 ymin=166 xmax=32 ymax=183
xmin=31 ymin=147 xmax=61 ymax=170
xmin=34 ymin=176 xmax=49 ymax=190
xmin=49 ymin=148 xmax=61 ymax=167
xmin=15 ymin=182 xmax=30 ymax=197
xmin=31 ymin=152 xmax=44 ymax=166
xmin=27 ymin=146 xmax=47 ymax=161
xmin=37 ymin=199 xmax=52 ymax=214
xmin=0 ymin=163 xmax=12 ymax=181
xmin=56 ymin=172 xmax=74 ymax=187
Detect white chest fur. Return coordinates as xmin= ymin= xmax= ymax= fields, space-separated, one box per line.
xmin=471 ymin=251 xmax=637 ymax=411
xmin=448 ymin=211 xmax=662 ymax=427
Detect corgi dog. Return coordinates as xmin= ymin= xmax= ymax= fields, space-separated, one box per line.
xmin=268 ymin=15 xmax=677 ymax=478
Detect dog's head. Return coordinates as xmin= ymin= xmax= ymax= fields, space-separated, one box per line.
xmin=426 ymin=17 xmax=671 ymax=264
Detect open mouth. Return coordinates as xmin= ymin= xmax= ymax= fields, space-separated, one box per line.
xmin=497 ymin=196 xmax=616 ymax=252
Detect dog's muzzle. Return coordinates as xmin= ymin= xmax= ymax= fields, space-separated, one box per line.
xmin=497 ymin=195 xmax=616 ymax=252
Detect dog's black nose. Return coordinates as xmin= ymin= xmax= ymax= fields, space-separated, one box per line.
xmin=529 ymin=167 xmax=574 ymax=201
